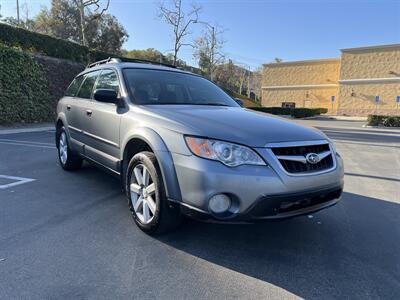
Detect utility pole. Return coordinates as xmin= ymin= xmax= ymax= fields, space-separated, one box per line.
xmin=16 ymin=0 xmax=20 ymax=24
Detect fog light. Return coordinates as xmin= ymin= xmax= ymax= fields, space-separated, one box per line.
xmin=209 ymin=194 xmax=231 ymax=213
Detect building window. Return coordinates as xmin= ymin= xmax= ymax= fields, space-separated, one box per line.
xmin=282 ymin=102 xmax=296 ymax=108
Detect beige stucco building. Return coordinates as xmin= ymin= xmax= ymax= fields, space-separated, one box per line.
xmin=262 ymin=44 xmax=400 ymax=116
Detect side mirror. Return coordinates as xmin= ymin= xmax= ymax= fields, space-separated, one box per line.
xmin=93 ymin=89 xmax=119 ymax=104
xmin=235 ymin=98 xmax=244 ymax=107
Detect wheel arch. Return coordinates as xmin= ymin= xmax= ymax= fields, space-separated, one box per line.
xmin=121 ymin=127 xmax=182 ymax=202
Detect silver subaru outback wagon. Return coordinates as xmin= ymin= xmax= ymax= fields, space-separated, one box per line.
xmin=56 ymin=57 xmax=344 ymax=235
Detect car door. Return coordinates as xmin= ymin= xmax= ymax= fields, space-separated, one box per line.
xmin=72 ymin=70 xmax=101 ymax=153
xmin=83 ymin=68 xmax=122 ymax=172
xmin=63 ymin=75 xmax=85 ymax=150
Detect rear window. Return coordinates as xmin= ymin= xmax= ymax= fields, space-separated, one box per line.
xmin=65 ymin=76 xmax=84 ymax=97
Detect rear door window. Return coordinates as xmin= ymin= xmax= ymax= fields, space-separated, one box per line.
xmin=77 ymin=71 xmax=100 ymax=99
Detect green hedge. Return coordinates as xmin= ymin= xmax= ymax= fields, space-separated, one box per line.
xmin=249 ymin=107 xmax=292 ymax=115
xmin=0 ymin=23 xmax=118 ymax=64
xmin=367 ymin=115 xmax=400 ymax=127
xmin=249 ymin=107 xmax=326 ymax=118
xmin=0 ymin=44 xmax=51 ymax=124
xmin=0 ymin=23 xmax=89 ymax=63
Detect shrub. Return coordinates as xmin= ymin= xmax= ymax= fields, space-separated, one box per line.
xmin=0 ymin=44 xmax=51 ymax=124
xmin=248 ymin=107 xmax=292 ymax=115
xmin=367 ymin=115 xmax=383 ymax=126
xmin=290 ymin=108 xmax=320 ymax=118
xmin=317 ymin=108 xmax=328 ymax=114
xmin=383 ymin=117 xmax=400 ymax=127
xmin=0 ymin=44 xmax=84 ymax=124
xmin=0 ymin=23 xmax=89 ymax=63
xmin=34 ymin=55 xmax=84 ymax=114
xmin=368 ymin=115 xmax=400 ymax=127
xmin=248 ymin=107 xmax=325 ymax=118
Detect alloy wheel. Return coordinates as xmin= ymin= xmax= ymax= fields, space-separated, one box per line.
xmin=130 ymin=164 xmax=157 ymax=224
xmin=59 ymin=132 xmax=68 ymax=165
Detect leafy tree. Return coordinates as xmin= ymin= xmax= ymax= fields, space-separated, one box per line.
xmin=213 ymin=60 xmax=240 ymax=93
xmin=33 ymin=0 xmax=128 ymax=53
xmin=1 ymin=16 xmax=36 ymax=30
xmin=34 ymin=0 xmax=81 ymax=42
xmin=85 ymin=14 xmax=128 ymax=53
xmin=123 ymin=48 xmax=165 ymax=62
xmin=1 ymin=2 xmax=35 ymax=30
xmin=72 ymin=0 xmax=110 ymax=47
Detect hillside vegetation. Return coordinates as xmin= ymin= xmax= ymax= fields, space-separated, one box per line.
xmin=0 ymin=23 xmax=258 ymax=124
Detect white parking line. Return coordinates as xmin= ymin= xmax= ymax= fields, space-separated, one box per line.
xmin=0 ymin=138 xmax=54 ymax=146
xmin=0 ymin=141 xmax=55 ymax=149
xmin=0 ymin=175 xmax=36 ymax=189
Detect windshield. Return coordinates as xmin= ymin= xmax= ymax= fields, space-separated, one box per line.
xmin=123 ymin=68 xmax=239 ymax=107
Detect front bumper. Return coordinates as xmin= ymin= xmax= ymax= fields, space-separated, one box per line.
xmin=170 ymin=150 xmax=344 ymax=221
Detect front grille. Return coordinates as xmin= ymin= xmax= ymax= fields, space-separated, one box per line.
xmin=272 ymin=143 xmax=330 ymax=156
xmin=270 ymin=143 xmax=334 ymax=174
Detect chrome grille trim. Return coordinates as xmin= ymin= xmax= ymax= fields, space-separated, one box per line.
xmin=275 ymin=150 xmax=331 ymax=164
xmin=265 ymin=140 xmax=337 ymax=176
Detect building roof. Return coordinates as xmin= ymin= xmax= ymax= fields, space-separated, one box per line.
xmin=263 ymin=58 xmax=340 ymax=67
xmin=341 ymin=43 xmax=400 ymax=52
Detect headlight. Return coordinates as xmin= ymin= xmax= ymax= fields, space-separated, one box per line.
xmin=185 ymin=136 xmax=266 ymax=167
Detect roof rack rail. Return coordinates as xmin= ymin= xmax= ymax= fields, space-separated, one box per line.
xmin=117 ymin=57 xmax=177 ymax=69
xmin=86 ymin=57 xmax=178 ymax=69
xmin=87 ymin=57 xmax=121 ymax=68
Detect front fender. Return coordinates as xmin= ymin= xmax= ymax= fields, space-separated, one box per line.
xmin=121 ymin=127 xmax=182 ymax=202
xmin=55 ymin=113 xmax=69 ymax=142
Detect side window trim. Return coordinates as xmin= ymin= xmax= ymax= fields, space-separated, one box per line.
xmin=76 ymin=70 xmax=100 ymax=100
xmin=93 ymin=68 xmax=122 ymax=101
xmin=75 ymin=75 xmax=85 ymax=97
xmin=65 ymin=75 xmax=84 ymax=97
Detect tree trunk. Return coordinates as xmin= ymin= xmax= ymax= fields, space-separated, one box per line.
xmin=77 ymin=0 xmax=87 ymax=46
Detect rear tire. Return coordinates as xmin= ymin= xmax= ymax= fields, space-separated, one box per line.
xmin=57 ymin=126 xmax=82 ymax=171
xmin=126 ymin=151 xmax=181 ymax=235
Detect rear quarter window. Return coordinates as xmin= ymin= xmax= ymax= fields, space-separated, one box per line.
xmin=65 ymin=76 xmax=84 ymax=97
xmin=77 ymin=71 xmax=100 ymax=99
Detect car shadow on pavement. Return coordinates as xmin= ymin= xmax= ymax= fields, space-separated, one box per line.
xmin=157 ymin=192 xmax=400 ymax=299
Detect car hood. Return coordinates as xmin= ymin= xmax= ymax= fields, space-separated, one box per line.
xmin=143 ymin=105 xmax=326 ymax=147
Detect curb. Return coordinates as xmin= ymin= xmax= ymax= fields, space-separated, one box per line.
xmin=362 ymin=125 xmax=400 ymax=130
xmin=0 ymin=126 xmax=54 ymax=135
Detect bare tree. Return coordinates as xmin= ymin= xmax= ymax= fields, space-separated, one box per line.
xmin=238 ymin=65 xmax=250 ymax=95
xmin=193 ymin=22 xmax=225 ymax=81
xmin=72 ymin=0 xmax=110 ymax=46
xmin=158 ymin=0 xmax=201 ymax=66
xmin=252 ymin=66 xmax=263 ymax=102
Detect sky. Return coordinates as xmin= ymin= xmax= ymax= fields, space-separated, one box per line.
xmin=1 ymin=0 xmax=399 ymax=69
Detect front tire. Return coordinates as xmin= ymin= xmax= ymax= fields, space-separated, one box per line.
xmin=57 ymin=127 xmax=82 ymax=171
xmin=126 ymin=151 xmax=181 ymax=235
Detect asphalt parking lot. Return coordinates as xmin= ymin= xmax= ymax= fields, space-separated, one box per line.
xmin=0 ymin=120 xmax=399 ymax=299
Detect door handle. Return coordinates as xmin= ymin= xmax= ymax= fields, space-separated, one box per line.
xmin=86 ymin=110 xmax=92 ymax=116
xmin=66 ymin=105 xmax=71 ymax=111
